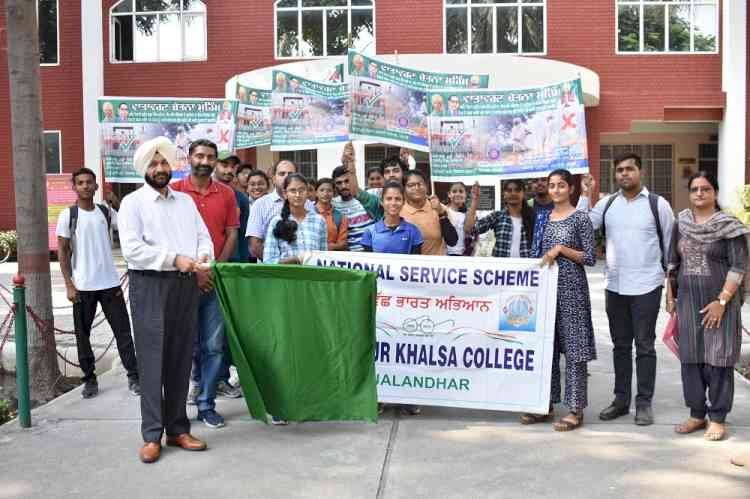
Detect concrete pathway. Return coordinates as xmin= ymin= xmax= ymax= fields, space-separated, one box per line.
xmin=0 ymin=264 xmax=749 ymax=498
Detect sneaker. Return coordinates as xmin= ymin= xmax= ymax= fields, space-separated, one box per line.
xmin=187 ymin=383 xmax=200 ymax=406
xmin=400 ymin=405 xmax=421 ymax=416
xmin=82 ymin=379 xmax=99 ymax=399
xmin=128 ymin=379 xmax=141 ymax=396
xmin=271 ymin=415 xmax=289 ymax=426
xmin=216 ymin=380 xmax=242 ymax=399
xmin=197 ymin=409 xmax=225 ymax=429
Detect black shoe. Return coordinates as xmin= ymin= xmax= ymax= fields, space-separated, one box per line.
xmin=635 ymin=405 xmax=653 ymax=426
xmin=128 ymin=379 xmax=141 ymax=396
xmin=82 ymin=379 xmax=99 ymax=399
xmin=599 ymin=402 xmax=629 ymax=421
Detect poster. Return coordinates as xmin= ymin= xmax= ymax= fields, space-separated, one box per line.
xmin=47 ymin=174 xmax=78 ymax=251
xmin=235 ymin=84 xmax=272 ymax=148
xmin=310 ymin=251 xmax=558 ymax=414
xmin=427 ymin=79 xmax=589 ymax=181
xmin=98 ymin=98 xmax=238 ymax=183
xmin=348 ymin=50 xmax=489 ymax=151
xmin=271 ymin=70 xmax=349 ymax=151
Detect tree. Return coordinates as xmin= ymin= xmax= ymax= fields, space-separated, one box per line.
xmin=4 ymin=0 xmax=62 ymax=401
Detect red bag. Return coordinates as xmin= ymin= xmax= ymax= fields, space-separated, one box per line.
xmin=662 ymin=313 xmax=679 ymax=359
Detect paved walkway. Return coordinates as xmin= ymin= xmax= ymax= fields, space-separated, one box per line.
xmin=0 ymin=263 xmax=749 ymax=498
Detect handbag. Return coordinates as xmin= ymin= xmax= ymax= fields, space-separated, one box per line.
xmin=662 ymin=312 xmax=679 ymax=359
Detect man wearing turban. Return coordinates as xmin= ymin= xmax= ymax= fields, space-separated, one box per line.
xmin=118 ymin=136 xmax=214 ymax=463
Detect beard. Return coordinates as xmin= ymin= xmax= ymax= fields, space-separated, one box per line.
xmin=145 ymin=171 xmax=172 ymax=189
xmin=192 ymin=164 xmax=213 ymax=177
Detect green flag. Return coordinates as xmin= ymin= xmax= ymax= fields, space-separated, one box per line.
xmin=213 ymin=263 xmax=378 ymax=423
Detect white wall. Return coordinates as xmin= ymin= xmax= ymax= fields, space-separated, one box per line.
xmin=718 ymin=0 xmax=747 ymax=209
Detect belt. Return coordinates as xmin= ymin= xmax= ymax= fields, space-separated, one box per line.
xmin=129 ymin=269 xmax=193 ymax=279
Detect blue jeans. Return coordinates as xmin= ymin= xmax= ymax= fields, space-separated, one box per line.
xmin=193 ymin=290 xmax=225 ymax=412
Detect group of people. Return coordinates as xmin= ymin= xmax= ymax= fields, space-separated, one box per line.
xmin=55 ymin=135 xmax=748 ymax=467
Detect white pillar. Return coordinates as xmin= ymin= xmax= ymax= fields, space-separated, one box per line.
xmin=718 ymin=0 xmax=746 ymax=209
xmin=81 ymin=0 xmax=104 ymax=200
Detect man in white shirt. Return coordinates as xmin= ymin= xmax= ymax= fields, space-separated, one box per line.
xmin=56 ymin=168 xmax=139 ymax=399
xmin=118 ymin=137 xmax=214 ymax=464
xmin=578 ymin=153 xmax=674 ymax=426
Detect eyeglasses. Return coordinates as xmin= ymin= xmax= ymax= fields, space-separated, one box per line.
xmin=689 ymin=186 xmax=713 ymax=193
xmin=405 ymin=182 xmax=425 ymax=189
xmin=286 ymin=188 xmax=307 ymax=196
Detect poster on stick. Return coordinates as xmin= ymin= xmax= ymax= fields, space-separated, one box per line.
xmin=309 ymin=251 xmax=557 ymax=414
xmin=235 ymin=84 xmax=272 ymax=149
xmin=427 ymin=79 xmax=589 ymax=181
xmin=98 ymin=98 xmax=238 ymax=183
xmin=271 ymin=70 xmax=349 ymax=151
xmin=348 ymin=50 xmax=489 ymax=151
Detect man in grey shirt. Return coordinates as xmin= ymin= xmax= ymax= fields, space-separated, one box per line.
xmin=578 ymin=153 xmax=674 ymax=426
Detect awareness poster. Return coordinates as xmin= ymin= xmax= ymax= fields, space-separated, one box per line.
xmin=235 ymin=83 xmax=272 ymax=148
xmin=98 ymin=98 xmax=238 ymax=183
xmin=47 ymin=174 xmax=78 ymax=251
xmin=271 ymin=70 xmax=349 ymax=151
xmin=348 ymin=50 xmax=489 ymax=152
xmin=310 ymin=251 xmax=558 ymax=414
xmin=427 ymin=79 xmax=589 ymax=181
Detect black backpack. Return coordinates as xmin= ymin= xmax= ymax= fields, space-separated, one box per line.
xmin=601 ymin=192 xmax=666 ymax=272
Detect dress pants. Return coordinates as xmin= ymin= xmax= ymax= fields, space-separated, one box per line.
xmin=72 ymin=286 xmax=138 ymax=383
xmin=129 ymin=270 xmax=200 ymax=443
xmin=605 ymin=286 xmax=662 ymax=408
xmin=681 ymin=363 xmax=734 ymax=423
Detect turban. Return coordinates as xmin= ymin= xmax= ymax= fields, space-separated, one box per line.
xmin=133 ymin=136 xmax=177 ymax=176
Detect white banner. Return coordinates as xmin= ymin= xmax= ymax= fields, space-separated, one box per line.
xmin=310 ymin=251 xmax=558 ymax=414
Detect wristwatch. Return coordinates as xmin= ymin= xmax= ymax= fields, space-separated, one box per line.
xmin=718 ymin=297 xmax=727 ymax=306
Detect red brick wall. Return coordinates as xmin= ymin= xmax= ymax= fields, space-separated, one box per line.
xmin=0 ymin=0 xmax=731 ymax=228
xmin=0 ymin=0 xmax=83 ymax=229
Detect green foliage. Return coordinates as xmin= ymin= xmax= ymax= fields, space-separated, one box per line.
xmin=0 ymin=398 xmax=15 ymax=426
xmin=0 ymin=231 xmax=16 ymax=254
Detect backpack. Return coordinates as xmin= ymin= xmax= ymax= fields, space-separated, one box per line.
xmin=601 ymin=192 xmax=666 ymax=271
xmin=68 ymin=204 xmax=112 ymax=260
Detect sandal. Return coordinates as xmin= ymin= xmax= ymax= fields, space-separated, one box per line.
xmin=674 ymin=417 xmax=707 ymax=435
xmin=553 ymin=411 xmax=583 ymax=432
xmin=520 ymin=411 xmax=554 ymax=425
xmin=704 ymin=422 xmax=726 ymax=441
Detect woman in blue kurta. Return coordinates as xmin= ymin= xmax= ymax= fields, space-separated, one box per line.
xmin=523 ymin=169 xmax=596 ymax=431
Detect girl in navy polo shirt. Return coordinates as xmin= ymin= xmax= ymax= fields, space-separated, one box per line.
xmin=360 ymin=181 xmax=423 ymax=254
xmin=361 ymin=181 xmax=423 ymax=416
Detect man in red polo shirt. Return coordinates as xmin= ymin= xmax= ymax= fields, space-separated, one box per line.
xmin=172 ymin=139 xmax=239 ymax=428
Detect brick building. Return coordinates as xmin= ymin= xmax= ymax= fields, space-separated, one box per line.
xmin=0 ymin=0 xmax=746 ymax=228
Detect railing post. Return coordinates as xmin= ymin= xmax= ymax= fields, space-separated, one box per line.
xmin=13 ymin=273 xmax=30 ymax=428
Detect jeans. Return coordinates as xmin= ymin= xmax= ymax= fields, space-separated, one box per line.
xmin=72 ymin=286 xmax=138 ymax=383
xmin=194 ymin=290 xmax=226 ymax=412
xmin=605 ymin=286 xmax=662 ymax=408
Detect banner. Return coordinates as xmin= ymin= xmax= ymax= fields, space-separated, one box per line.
xmin=235 ymin=84 xmax=272 ymax=148
xmin=98 ymin=98 xmax=238 ymax=183
xmin=310 ymin=252 xmax=557 ymax=414
xmin=213 ymin=263 xmax=378 ymax=423
xmin=348 ymin=50 xmax=489 ymax=151
xmin=47 ymin=175 xmax=78 ymax=251
xmin=427 ymin=79 xmax=589 ymax=181
xmin=271 ymin=70 xmax=349 ymax=151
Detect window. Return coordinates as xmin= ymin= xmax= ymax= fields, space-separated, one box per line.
xmin=38 ymin=0 xmax=59 ymax=65
xmin=616 ymin=0 xmax=718 ymax=53
xmin=698 ymin=143 xmax=717 ymax=178
xmin=279 ymin=149 xmax=318 ymax=180
xmin=600 ymin=144 xmax=673 ymax=203
xmin=44 ymin=131 xmax=62 ymax=174
xmin=110 ymin=0 xmax=207 ymax=63
xmin=275 ymin=0 xmax=375 ymax=59
xmin=445 ymin=1 xmax=546 ymax=55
